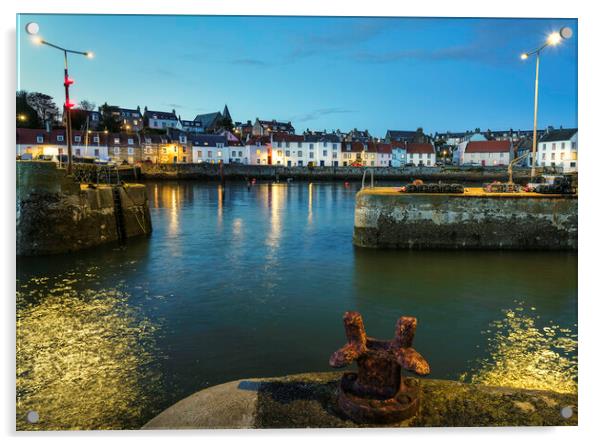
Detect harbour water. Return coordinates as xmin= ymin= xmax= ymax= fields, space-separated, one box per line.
xmin=16 ymin=181 xmax=577 ymax=429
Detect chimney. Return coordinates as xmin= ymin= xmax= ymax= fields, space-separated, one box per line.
xmin=45 ymin=120 xmax=51 ymax=133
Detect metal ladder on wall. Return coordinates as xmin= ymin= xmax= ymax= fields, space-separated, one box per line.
xmin=112 ymin=186 xmax=126 ymax=242
xmin=361 ymin=168 xmax=374 ymax=189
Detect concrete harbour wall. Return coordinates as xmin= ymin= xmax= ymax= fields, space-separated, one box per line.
xmin=353 ymin=188 xmax=577 ymax=250
xmin=140 ymin=162 xmax=534 ymax=183
xmin=17 ymin=161 xmax=152 ymax=256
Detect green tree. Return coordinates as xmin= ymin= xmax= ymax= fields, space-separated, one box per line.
xmin=25 ymin=92 xmax=59 ymax=125
xmin=16 ymin=91 xmax=41 ymax=128
xmin=215 ymin=115 xmax=234 ymax=133
xmin=99 ymin=103 xmax=121 ymax=133
xmin=78 ymin=99 xmax=96 ymax=111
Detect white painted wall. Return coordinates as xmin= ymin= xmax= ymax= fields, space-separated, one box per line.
xmin=536 ymin=133 xmax=578 ymax=172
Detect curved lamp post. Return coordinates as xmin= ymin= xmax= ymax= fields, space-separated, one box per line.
xmin=25 ymin=22 xmax=93 ymax=175
xmin=521 ymin=27 xmax=572 ymax=179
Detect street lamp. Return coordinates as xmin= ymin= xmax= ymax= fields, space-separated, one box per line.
xmin=521 ymin=26 xmax=572 ymax=179
xmin=25 ymin=22 xmax=93 ymax=175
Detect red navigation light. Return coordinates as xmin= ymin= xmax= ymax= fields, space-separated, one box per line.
xmin=64 ymin=77 xmax=75 ymax=86
xmin=65 ymin=100 xmax=76 ymax=109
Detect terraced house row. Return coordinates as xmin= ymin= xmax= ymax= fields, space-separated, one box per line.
xmin=16 ymin=128 xmax=438 ymax=167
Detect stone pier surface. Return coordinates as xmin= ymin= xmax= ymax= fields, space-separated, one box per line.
xmin=142 ymin=372 xmax=577 ymax=429
xmin=354 ymin=187 xmax=577 ymax=250
xmin=17 ymin=161 xmax=152 ymax=256
xmin=140 ymin=162 xmax=535 ymax=182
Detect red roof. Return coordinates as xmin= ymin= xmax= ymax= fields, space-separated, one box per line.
xmin=247 ymin=135 xmax=271 ymax=146
xmin=406 ymin=143 xmax=435 ymax=154
xmin=465 ymin=140 xmax=511 ymax=153
xmin=342 ymin=141 xmax=365 ymax=153
xmin=376 ymin=143 xmax=392 ymax=154
xmin=272 ymin=133 xmax=304 ymax=143
xmin=17 ymin=128 xmax=109 ymax=145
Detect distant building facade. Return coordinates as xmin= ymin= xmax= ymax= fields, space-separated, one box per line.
xmin=536 ymin=128 xmax=578 ymax=172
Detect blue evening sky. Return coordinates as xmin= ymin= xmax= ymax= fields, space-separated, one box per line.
xmin=17 ymin=14 xmax=577 ymax=136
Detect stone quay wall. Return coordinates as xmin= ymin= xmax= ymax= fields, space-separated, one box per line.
xmin=140 ymin=162 xmax=534 ymax=183
xmin=143 ymin=371 xmax=577 ymax=429
xmin=17 ymin=161 xmax=152 ymax=256
xmin=353 ymin=188 xmax=577 ymax=250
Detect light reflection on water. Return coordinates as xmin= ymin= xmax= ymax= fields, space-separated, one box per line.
xmin=461 ymin=302 xmax=577 ymax=394
xmin=16 ymin=181 xmax=577 ymax=429
xmin=16 ymin=271 xmax=163 ymax=430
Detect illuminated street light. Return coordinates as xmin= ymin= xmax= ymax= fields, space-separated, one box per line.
xmin=520 ymin=27 xmax=572 ymax=179
xmin=25 ymin=22 xmax=93 ymax=175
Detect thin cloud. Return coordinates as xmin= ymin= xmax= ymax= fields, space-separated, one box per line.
xmin=231 ymin=58 xmax=270 ymax=67
xmin=291 ymin=107 xmax=356 ymax=123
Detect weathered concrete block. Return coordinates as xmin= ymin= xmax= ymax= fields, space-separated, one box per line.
xmin=16 ymin=161 xmax=152 ymax=256
xmin=143 ymin=372 xmax=577 ymax=429
xmin=353 ymin=188 xmax=577 ymax=250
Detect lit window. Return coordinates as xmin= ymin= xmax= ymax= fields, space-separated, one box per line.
xmin=114 ymin=138 xmax=120 ymax=144
xmin=36 ymin=136 xmax=43 ymax=143
xmin=128 ymin=138 xmax=134 ymax=145
xmin=93 ymin=136 xmax=99 ymax=143
xmin=57 ymin=135 xmax=64 ymax=142
xmin=74 ymin=135 xmax=81 ymax=143
xmin=217 ymin=151 xmax=222 ymax=157
xmin=256 ymin=149 xmax=261 ymax=155
xmin=128 ymin=147 xmax=134 ymax=155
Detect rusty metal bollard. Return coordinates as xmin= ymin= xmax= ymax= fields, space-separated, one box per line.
xmin=329 ymin=311 xmax=430 ymax=424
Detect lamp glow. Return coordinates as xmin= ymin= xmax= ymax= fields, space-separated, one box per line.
xmin=520 ymin=53 xmax=528 ymax=60
xmin=86 ymin=52 xmax=94 ymax=59
xmin=547 ymin=32 xmax=562 ymax=46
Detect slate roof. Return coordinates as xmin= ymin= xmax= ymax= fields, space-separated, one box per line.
xmin=145 ymin=110 xmax=178 ymax=120
xmin=194 ymin=112 xmax=222 ymax=128
xmin=539 ymin=128 xmax=578 ymax=142
xmin=386 ymin=130 xmax=416 ymax=141
xmin=189 ymin=134 xmax=227 ymax=146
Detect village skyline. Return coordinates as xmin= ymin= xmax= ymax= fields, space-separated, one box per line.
xmin=17 ymin=15 xmax=578 ymax=136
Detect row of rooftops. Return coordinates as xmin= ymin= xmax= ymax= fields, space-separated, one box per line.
xmin=435 ymin=127 xmax=578 ymax=143
xmin=16 ymin=128 xmax=227 ymax=147
xmin=17 ymin=127 xmax=577 ymax=154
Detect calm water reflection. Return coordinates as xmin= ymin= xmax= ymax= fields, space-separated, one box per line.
xmin=16 ymin=181 xmax=577 ymax=429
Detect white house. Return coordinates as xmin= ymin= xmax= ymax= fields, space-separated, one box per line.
xmin=16 ymin=128 xmax=109 ymax=161
xmin=246 ymin=136 xmax=272 ymax=165
xmin=191 ymin=134 xmax=228 ymax=164
xmin=453 ymin=133 xmax=488 ymax=165
xmin=272 ymin=133 xmax=305 ymax=166
xmin=536 ymin=128 xmax=578 ymax=173
xmin=462 ymin=140 xmax=513 ymax=166
xmin=376 ymin=143 xmax=392 ymax=167
xmin=407 ymin=143 xmax=436 ymax=167
xmin=144 ymin=107 xmax=179 ymax=130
